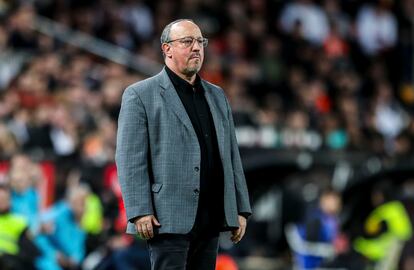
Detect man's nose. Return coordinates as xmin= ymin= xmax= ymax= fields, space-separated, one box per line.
xmin=191 ymin=40 xmax=202 ymax=50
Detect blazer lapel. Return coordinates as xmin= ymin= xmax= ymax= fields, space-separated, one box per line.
xmin=158 ymin=68 xmax=225 ymax=156
xmin=202 ymin=81 xmax=225 ymax=159
xmin=159 ymin=69 xmax=195 ymax=133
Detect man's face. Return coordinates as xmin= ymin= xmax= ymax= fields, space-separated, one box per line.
xmin=163 ymin=21 xmax=204 ymax=77
xmin=320 ymin=192 xmax=341 ymax=216
xmin=69 ymin=192 xmax=87 ymax=221
xmin=10 ymin=169 xmax=31 ymax=193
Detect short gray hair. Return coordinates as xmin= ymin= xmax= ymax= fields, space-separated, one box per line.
xmin=160 ymin=19 xmax=195 ymax=44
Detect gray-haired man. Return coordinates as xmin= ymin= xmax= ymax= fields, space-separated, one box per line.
xmin=115 ymin=19 xmax=251 ymax=270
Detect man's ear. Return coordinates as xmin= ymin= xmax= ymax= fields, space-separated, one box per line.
xmin=162 ymin=43 xmax=172 ymax=58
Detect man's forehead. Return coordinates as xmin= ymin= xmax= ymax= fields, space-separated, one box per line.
xmin=170 ymin=21 xmax=202 ymax=38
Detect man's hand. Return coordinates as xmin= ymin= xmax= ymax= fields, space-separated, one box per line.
xmin=134 ymin=215 xmax=161 ymax=240
xmin=231 ymin=215 xmax=247 ymax=244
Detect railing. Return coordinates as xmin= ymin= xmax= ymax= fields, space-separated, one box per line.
xmin=31 ymin=15 xmax=163 ymax=77
xmin=0 ymin=50 xmax=30 ymax=90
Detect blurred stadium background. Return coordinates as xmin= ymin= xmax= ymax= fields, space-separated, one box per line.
xmin=1 ymin=0 xmax=414 ymax=269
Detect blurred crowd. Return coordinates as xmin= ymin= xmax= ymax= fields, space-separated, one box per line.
xmin=1 ymin=0 xmax=414 ymax=159
xmin=0 ymin=0 xmax=414 ymax=269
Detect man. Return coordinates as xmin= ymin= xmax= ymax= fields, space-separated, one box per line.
xmin=115 ymin=19 xmax=251 ymax=270
xmin=0 ymin=184 xmax=39 ymax=270
xmin=35 ymin=184 xmax=89 ymax=270
xmin=286 ymin=189 xmax=342 ymax=269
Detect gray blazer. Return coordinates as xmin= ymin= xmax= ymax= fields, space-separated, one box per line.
xmin=115 ymin=68 xmax=251 ymax=234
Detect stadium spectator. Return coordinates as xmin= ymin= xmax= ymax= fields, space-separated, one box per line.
xmin=280 ymin=0 xmax=330 ymax=45
xmin=286 ymin=188 xmax=342 ymax=269
xmin=0 ymin=184 xmax=39 ymax=270
xmin=354 ymin=182 xmax=412 ymax=267
xmin=355 ymin=0 xmax=398 ymax=55
xmin=35 ymin=184 xmax=89 ymax=270
xmin=9 ymin=155 xmax=41 ymax=232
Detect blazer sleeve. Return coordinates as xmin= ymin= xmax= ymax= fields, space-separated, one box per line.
xmin=224 ymin=96 xmax=252 ymax=217
xmin=115 ymin=87 xmax=153 ymax=222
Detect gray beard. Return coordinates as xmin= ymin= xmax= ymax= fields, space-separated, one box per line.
xmin=183 ymin=65 xmax=200 ymax=77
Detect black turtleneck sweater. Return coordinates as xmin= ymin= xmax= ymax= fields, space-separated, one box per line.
xmin=165 ymin=66 xmax=225 ymax=232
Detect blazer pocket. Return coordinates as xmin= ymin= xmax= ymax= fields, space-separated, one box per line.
xmin=151 ymin=183 xmax=163 ymax=193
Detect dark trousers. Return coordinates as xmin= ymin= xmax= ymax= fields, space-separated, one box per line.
xmin=147 ymin=187 xmax=225 ymax=270
xmin=147 ymin=232 xmax=219 ymax=270
xmin=147 ymin=206 xmax=221 ymax=270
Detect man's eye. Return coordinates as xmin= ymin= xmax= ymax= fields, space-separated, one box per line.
xmin=183 ymin=39 xmax=192 ymax=45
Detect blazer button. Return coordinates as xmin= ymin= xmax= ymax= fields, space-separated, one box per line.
xmin=194 ymin=167 xmax=199 ymax=172
xmin=193 ymin=189 xmax=199 ymax=194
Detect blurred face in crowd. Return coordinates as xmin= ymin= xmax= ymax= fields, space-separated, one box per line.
xmin=162 ymin=20 xmax=204 ymax=81
xmin=9 ymin=169 xmax=32 ymax=193
xmin=10 ymin=153 xmax=31 ymax=171
xmin=320 ymin=191 xmax=342 ymax=216
xmin=0 ymin=188 xmax=10 ymax=213
xmin=68 ymin=186 xmax=88 ymax=222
